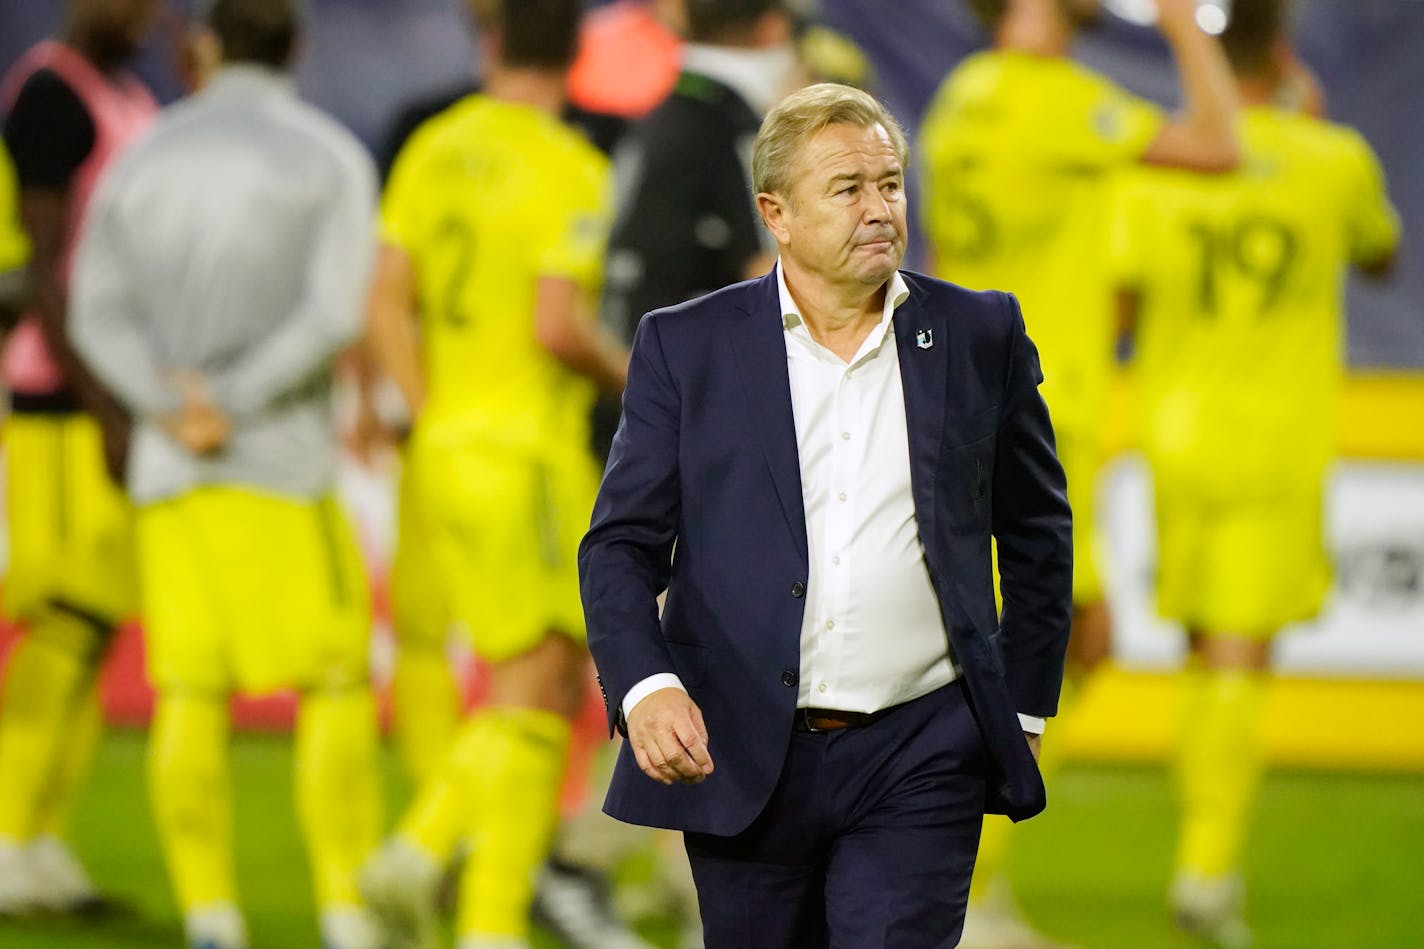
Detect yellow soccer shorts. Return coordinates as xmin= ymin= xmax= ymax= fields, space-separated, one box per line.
xmin=2 ymin=412 xmax=137 ymax=626
xmin=137 ymin=486 xmax=370 ymax=694
xmin=1057 ymin=429 xmax=1105 ymax=605
xmin=409 ymin=442 xmax=597 ymax=663
xmin=389 ymin=450 xmax=452 ymax=652
xmin=1154 ymin=488 xmax=1329 ymax=637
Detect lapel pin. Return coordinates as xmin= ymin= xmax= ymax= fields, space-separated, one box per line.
xmin=916 ymin=328 xmax=934 ymax=350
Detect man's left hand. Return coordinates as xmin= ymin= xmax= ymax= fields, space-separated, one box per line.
xmin=161 ymin=371 xmax=231 ymax=455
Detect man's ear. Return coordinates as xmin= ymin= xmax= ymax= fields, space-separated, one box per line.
xmin=757 ymin=191 xmax=791 ymax=246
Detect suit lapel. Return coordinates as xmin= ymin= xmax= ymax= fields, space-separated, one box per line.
xmin=726 ymin=274 xmax=809 ymax=563
xmin=893 ymin=282 xmax=947 ymax=561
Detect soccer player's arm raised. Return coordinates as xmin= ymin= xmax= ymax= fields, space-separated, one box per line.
xmin=1141 ymin=0 xmax=1240 ymax=172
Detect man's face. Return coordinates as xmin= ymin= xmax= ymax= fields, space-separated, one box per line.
xmin=80 ymin=0 xmax=161 ymax=60
xmin=773 ymin=122 xmax=908 ymax=291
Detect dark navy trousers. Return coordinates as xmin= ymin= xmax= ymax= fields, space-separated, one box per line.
xmin=684 ymin=682 xmax=989 ymax=948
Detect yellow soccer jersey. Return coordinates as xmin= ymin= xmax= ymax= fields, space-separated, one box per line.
xmin=0 ymin=144 xmax=29 ymax=274
xmin=381 ymin=94 xmax=611 ymax=456
xmin=921 ymin=50 xmax=1161 ymax=436
xmin=1109 ymin=106 xmax=1400 ymax=502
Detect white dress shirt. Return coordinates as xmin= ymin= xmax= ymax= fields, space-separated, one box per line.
xmin=623 ymin=265 xmax=1045 ymax=734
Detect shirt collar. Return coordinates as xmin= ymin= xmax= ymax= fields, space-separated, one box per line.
xmin=206 ymin=63 xmax=294 ymax=97
xmin=777 ymin=261 xmax=910 ymax=341
xmin=681 ymin=44 xmax=790 ymax=116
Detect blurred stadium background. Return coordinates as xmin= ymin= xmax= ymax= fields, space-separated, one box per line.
xmin=0 ymin=1 xmax=1421 ymax=947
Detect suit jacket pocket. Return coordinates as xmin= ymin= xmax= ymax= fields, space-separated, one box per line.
xmin=942 ymin=439 xmax=994 ymax=529
xmin=943 ymin=404 xmax=1000 ymax=449
xmin=665 ymin=639 xmax=709 ymax=689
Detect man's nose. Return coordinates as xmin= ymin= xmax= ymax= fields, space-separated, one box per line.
xmin=862 ymin=190 xmax=892 ymax=223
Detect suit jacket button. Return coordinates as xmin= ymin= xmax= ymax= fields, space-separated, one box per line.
xmin=781 ymin=670 xmax=798 ymax=687
xmin=790 ymin=581 xmax=806 ymax=598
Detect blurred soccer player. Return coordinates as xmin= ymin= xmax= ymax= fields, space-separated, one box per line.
xmin=67 ymin=2 xmax=386 ymax=947
xmin=593 ymin=0 xmax=796 ymax=466
xmin=361 ymin=9 xmax=657 ymax=943
xmin=1108 ymin=2 xmax=1399 ymax=943
xmin=920 ymin=1 xmax=1239 ymax=945
xmin=0 ymin=147 xmax=25 ymax=330
xmin=0 ymin=0 xmax=158 ymax=916
xmin=600 ymin=0 xmax=797 ymax=347
xmin=358 ymin=1 xmax=630 ymax=947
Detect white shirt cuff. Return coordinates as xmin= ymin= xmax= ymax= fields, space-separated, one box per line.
xmin=621 ymin=673 xmax=687 ymax=720
xmin=1018 ymin=714 xmax=1047 ymax=735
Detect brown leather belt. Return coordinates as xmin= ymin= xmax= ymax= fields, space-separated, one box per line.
xmin=795 ymin=707 xmax=887 ymax=733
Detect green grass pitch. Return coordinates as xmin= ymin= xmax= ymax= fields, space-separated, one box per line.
xmin=0 ymin=730 xmax=1420 ymax=948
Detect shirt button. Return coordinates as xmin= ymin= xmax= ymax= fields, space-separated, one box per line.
xmin=781 ymin=670 xmax=798 ymax=688
xmin=841 ymin=432 xmax=851 ymax=441
xmin=818 ymin=682 xmax=828 ymax=694
xmin=790 ymin=581 xmax=806 ymax=598
xmin=826 ymin=619 xmax=835 ymax=630
xmin=837 ymin=492 xmax=847 ymax=502
xmin=831 ymin=556 xmax=841 ymax=566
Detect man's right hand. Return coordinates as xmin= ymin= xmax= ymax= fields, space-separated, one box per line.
xmin=161 ymin=371 xmax=231 ymax=456
xmin=626 ymin=687 xmax=715 ymax=786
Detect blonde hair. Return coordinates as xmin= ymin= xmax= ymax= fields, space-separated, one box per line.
xmin=752 ymin=83 xmax=910 ymax=197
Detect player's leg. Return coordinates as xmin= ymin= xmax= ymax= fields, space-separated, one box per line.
xmin=367 ymin=449 xmax=586 ymax=948
xmin=137 ymin=491 xmax=249 ymax=949
xmin=454 ymin=636 xmax=580 ymax=947
xmin=25 ymin=676 xmax=106 ymax=912
xmin=1171 ymin=633 xmax=1266 ymax=949
xmin=1169 ymin=497 xmax=1326 ymax=947
xmin=1160 ymin=495 xmax=1252 ymax=943
xmin=0 ymin=414 xmax=131 ymax=915
xmin=362 ymin=638 xmax=579 ymax=949
xmin=149 ymin=690 xmax=247 ymax=949
xmin=388 ymin=453 xmax=459 ymax=786
xmin=538 ymin=742 xmax=669 ymax=949
xmin=220 ymin=491 xmax=384 ymax=949
xmin=0 ymin=609 xmax=107 ymax=913
xmin=296 ymin=685 xmax=384 ymax=949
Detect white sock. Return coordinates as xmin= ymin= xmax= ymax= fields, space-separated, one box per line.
xmin=185 ymin=902 xmax=249 ymax=949
xmin=27 ymin=835 xmax=97 ymax=905
xmin=321 ymin=904 xmax=385 ymax=949
xmin=0 ymin=838 xmax=36 ymax=912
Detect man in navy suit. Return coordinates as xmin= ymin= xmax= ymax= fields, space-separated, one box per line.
xmin=579 ymin=82 xmax=1072 ymax=947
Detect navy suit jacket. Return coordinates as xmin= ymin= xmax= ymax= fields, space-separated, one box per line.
xmin=579 ymin=270 xmax=1073 ymax=836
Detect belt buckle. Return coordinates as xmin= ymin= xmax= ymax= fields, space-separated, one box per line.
xmin=799 ymin=708 xmax=822 ymax=733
